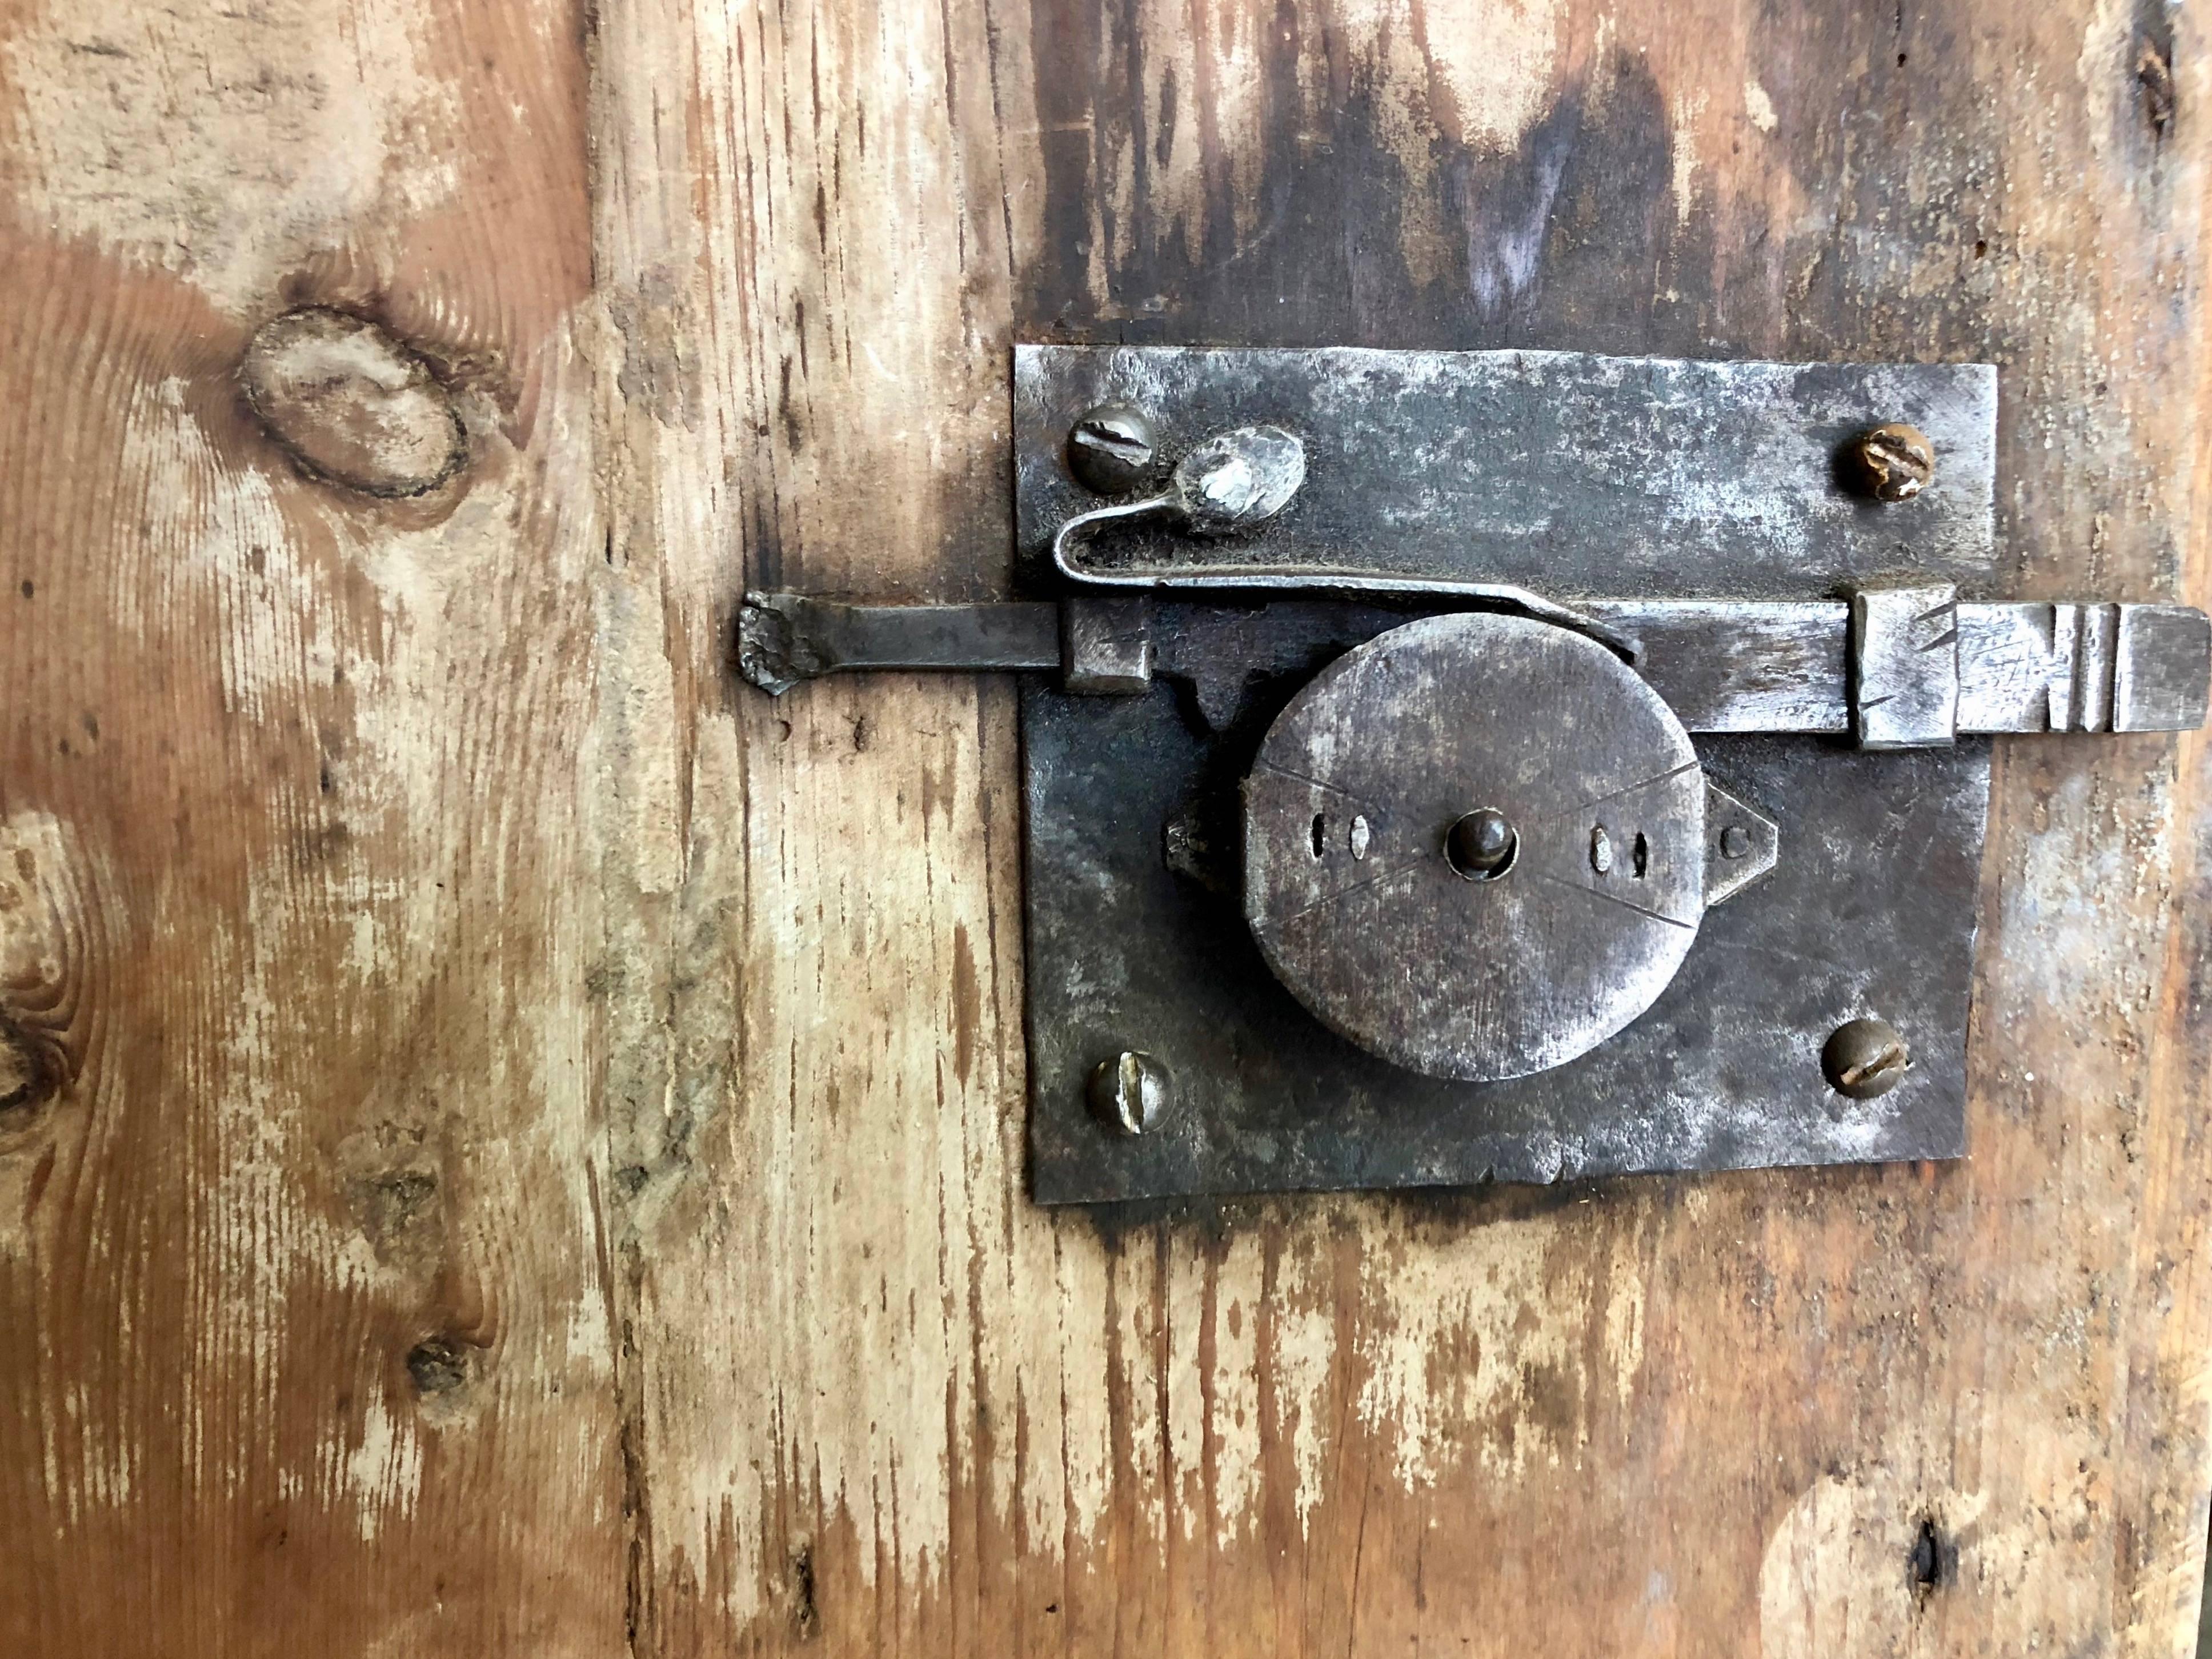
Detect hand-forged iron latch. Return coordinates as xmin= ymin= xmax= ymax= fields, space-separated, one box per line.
xmin=738 ymin=346 xmax=2211 ymax=1204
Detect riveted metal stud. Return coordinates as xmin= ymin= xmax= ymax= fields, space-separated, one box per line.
xmin=1446 ymin=808 xmax=1517 ymax=880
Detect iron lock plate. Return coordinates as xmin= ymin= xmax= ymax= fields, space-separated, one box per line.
xmin=742 ymin=345 xmax=2211 ymax=1205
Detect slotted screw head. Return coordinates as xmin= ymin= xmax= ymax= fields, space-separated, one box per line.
xmin=1823 ymin=1017 xmax=1912 ymax=1099
xmin=1067 ymin=404 xmax=1158 ymax=495
xmin=1089 ymin=1050 xmax=1171 ymax=1135
xmin=1853 ymin=423 xmax=1936 ymax=502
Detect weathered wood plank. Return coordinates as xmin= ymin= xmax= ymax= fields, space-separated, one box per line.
xmin=593 ymin=2 xmax=2212 ymax=1655
xmin=0 ymin=0 xmax=624 ymax=1652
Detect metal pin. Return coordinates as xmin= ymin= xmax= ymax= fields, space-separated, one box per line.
xmin=1446 ymin=809 xmax=1517 ymax=880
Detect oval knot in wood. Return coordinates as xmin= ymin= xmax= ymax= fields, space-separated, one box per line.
xmin=241 ymin=307 xmax=467 ymax=497
xmin=0 ymin=1016 xmax=59 ymax=1117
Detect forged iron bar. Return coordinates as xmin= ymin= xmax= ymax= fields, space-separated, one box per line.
xmin=738 ymin=591 xmax=2211 ymax=739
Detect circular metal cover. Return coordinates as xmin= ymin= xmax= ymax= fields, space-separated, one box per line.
xmin=1243 ymin=612 xmax=1705 ymax=1081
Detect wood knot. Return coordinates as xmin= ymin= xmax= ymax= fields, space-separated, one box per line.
xmin=1909 ymin=1514 xmax=1952 ymax=1593
xmin=0 ymin=814 xmax=97 ymax=1141
xmin=240 ymin=307 xmax=467 ymax=498
xmin=405 ymin=1336 xmax=469 ymax=1396
xmin=0 ymin=1013 xmax=61 ymax=1120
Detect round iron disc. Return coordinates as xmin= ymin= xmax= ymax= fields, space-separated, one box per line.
xmin=1243 ymin=611 xmax=1706 ymax=1081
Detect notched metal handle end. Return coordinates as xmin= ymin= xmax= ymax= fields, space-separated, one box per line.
xmin=2111 ymin=603 xmax=2212 ymax=732
xmin=736 ymin=592 xmax=819 ymax=696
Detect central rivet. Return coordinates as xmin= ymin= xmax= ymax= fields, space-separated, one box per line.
xmin=1446 ymin=808 xmax=1517 ymax=880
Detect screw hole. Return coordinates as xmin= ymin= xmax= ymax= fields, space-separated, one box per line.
xmin=1909 ymin=1516 xmax=1947 ymax=1590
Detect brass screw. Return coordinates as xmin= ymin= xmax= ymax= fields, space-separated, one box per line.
xmin=1854 ymin=423 xmax=1935 ymax=502
xmin=1823 ymin=1017 xmax=1912 ymax=1099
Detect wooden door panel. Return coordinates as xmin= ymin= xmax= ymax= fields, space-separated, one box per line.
xmin=5 ymin=1 xmax=2210 ymax=1654
xmin=0 ymin=1 xmax=624 ymax=1653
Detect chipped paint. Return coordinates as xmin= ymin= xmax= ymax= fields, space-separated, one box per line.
xmin=1670 ymin=86 xmax=1708 ymax=226
xmin=339 ymin=1388 xmax=425 ymax=1540
xmin=1745 ymin=77 xmax=1776 ymax=133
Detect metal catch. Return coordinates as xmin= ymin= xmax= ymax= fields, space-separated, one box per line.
xmin=736 ymin=344 xmax=2210 ymax=1204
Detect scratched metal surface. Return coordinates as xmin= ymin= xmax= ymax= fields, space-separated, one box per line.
xmin=1244 ymin=611 xmax=1708 ymax=1083
xmin=1013 ymin=345 xmax=1998 ymax=599
xmin=1023 ymin=610 xmax=1988 ymax=1204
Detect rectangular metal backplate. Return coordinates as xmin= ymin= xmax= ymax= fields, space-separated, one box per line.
xmin=1015 ymin=346 xmax=1998 ymax=593
xmin=1015 ymin=346 xmax=1999 ymax=1204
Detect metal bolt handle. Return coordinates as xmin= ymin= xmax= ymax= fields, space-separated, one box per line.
xmin=1047 ymin=423 xmax=1645 ymax=663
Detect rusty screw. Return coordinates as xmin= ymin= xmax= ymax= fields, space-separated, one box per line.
xmin=1822 ymin=1016 xmax=1912 ymax=1100
xmin=1067 ymin=404 xmax=1157 ymax=495
xmin=1090 ymin=1049 xmax=1171 ymax=1135
xmin=1853 ymin=423 xmax=1936 ymax=502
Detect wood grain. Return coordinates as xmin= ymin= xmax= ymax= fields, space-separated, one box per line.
xmin=0 ymin=0 xmax=623 ymax=1652
xmin=6 ymin=0 xmax=2212 ymax=1654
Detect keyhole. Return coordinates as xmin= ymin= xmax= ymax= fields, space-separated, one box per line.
xmin=1632 ymin=831 xmax=1649 ymax=878
xmin=1311 ymin=814 xmax=1326 ymax=857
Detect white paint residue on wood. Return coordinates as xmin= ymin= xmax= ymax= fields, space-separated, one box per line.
xmin=340 ymin=1388 xmax=426 ymax=1541
xmin=1269 ymin=1285 xmax=1340 ymax=1534
xmin=1671 ymin=87 xmax=1709 ymax=226
xmin=1205 ymin=1235 xmax=1264 ymax=1549
xmin=1745 ymin=78 xmax=1777 ymax=133
xmin=0 ymin=0 xmax=453 ymax=310
xmin=1354 ymin=1220 xmax=1581 ymax=1484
